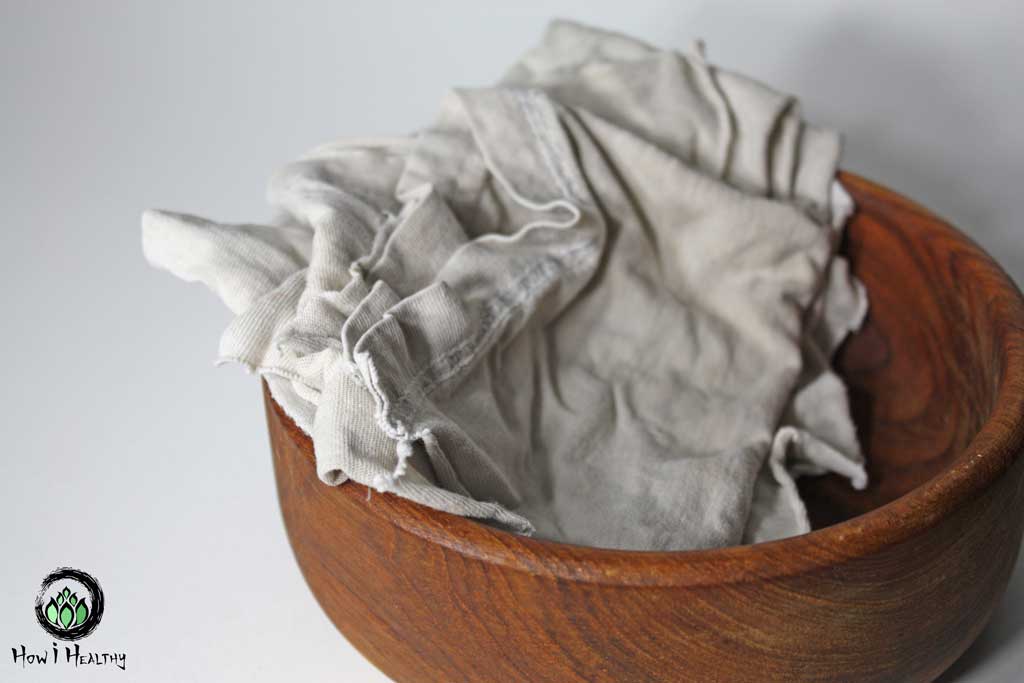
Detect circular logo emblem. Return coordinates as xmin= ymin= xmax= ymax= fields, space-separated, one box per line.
xmin=34 ymin=567 xmax=104 ymax=640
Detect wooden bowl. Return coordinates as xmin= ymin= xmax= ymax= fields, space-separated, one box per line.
xmin=264 ymin=173 xmax=1024 ymax=682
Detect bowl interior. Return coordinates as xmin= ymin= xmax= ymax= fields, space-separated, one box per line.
xmin=799 ymin=174 xmax=998 ymax=529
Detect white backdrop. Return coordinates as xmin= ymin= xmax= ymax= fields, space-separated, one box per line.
xmin=2 ymin=2 xmax=1022 ymax=681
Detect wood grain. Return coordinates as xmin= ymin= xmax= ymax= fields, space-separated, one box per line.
xmin=264 ymin=172 xmax=1024 ymax=682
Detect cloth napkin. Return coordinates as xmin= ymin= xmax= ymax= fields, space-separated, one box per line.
xmin=143 ymin=20 xmax=868 ymax=550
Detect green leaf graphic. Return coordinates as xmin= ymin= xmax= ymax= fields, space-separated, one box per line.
xmin=59 ymin=603 xmax=74 ymax=629
xmin=46 ymin=585 xmax=91 ymax=630
xmin=46 ymin=599 xmax=59 ymax=626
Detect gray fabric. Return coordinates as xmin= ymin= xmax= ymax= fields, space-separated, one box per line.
xmin=143 ymin=20 xmax=867 ymax=550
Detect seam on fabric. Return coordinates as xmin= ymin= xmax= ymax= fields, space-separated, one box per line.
xmin=386 ymin=241 xmax=594 ymax=415
xmin=518 ymin=89 xmax=575 ymax=201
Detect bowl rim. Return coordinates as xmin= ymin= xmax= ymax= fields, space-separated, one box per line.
xmin=269 ymin=172 xmax=1024 ymax=587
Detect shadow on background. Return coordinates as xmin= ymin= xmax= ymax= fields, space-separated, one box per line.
xmin=936 ymin=556 xmax=1024 ymax=681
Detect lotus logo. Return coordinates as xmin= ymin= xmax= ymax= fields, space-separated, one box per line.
xmin=44 ymin=586 xmax=90 ymax=631
xmin=34 ymin=568 xmax=104 ymax=641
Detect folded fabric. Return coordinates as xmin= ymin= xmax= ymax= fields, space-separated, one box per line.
xmin=143 ymin=20 xmax=867 ymax=550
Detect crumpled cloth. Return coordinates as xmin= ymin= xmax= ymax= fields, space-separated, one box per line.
xmin=143 ymin=20 xmax=868 ymax=551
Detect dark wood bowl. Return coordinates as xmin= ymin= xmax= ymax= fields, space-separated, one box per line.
xmin=264 ymin=173 xmax=1024 ymax=682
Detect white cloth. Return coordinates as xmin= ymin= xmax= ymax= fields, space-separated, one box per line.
xmin=143 ymin=20 xmax=867 ymax=550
